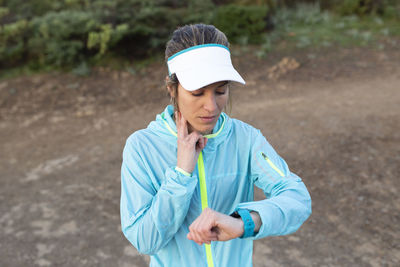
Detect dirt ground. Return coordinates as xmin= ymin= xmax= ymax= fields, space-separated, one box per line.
xmin=0 ymin=44 xmax=399 ymax=267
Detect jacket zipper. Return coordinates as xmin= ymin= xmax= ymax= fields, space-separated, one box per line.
xmin=261 ymin=152 xmax=285 ymax=177
xmin=197 ymin=151 xmax=215 ymax=267
xmin=160 ymin=110 xmax=226 ymax=266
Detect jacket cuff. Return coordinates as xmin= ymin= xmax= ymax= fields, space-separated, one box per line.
xmin=165 ymin=166 xmax=197 ymax=188
xmin=175 ymin=166 xmax=192 ymax=177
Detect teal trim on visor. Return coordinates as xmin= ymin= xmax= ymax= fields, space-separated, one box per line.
xmin=167 ymin=44 xmax=230 ymax=62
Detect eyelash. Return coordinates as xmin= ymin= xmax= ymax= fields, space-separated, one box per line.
xmin=192 ymin=91 xmax=226 ymax=97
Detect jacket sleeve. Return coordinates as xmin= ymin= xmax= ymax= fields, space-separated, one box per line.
xmin=235 ymin=129 xmax=312 ymax=240
xmin=120 ymin=135 xmax=198 ymax=254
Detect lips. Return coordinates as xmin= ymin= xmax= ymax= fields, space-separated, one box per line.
xmin=199 ymin=115 xmax=217 ymax=123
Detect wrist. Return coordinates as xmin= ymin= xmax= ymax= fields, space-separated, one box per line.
xmin=250 ymin=211 xmax=261 ymax=234
xmin=235 ymin=217 xmax=244 ymax=238
xmin=231 ymin=209 xmax=255 ymax=238
xmin=176 ymin=159 xmax=194 ymax=174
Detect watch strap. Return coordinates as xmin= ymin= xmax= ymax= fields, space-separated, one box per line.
xmin=236 ymin=209 xmax=255 ymax=238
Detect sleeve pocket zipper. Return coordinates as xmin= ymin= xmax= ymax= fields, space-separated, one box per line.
xmin=261 ymin=152 xmax=285 ymax=177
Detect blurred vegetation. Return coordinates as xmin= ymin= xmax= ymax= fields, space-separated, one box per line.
xmin=255 ymin=1 xmax=400 ymax=59
xmin=214 ymin=4 xmax=269 ymax=44
xmin=0 ymin=0 xmax=399 ymax=75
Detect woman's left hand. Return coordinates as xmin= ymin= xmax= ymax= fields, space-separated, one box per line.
xmin=187 ymin=208 xmax=244 ymax=245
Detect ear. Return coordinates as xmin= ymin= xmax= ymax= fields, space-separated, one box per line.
xmin=165 ymin=76 xmax=175 ymax=97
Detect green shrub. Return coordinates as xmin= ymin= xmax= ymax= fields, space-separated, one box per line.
xmin=182 ymin=0 xmax=215 ymax=25
xmin=87 ymin=23 xmax=129 ymax=57
xmin=0 ymin=0 xmax=276 ymax=69
xmin=1 ymin=0 xmax=397 ymax=72
xmin=85 ymin=0 xmax=209 ymax=57
xmin=213 ymin=4 xmax=269 ymax=44
xmin=257 ymin=1 xmax=400 ymax=57
xmin=0 ymin=12 xmax=29 ymax=67
xmin=28 ymin=10 xmax=99 ymax=66
xmin=382 ymin=0 xmax=400 ymax=19
xmin=229 ymin=0 xmax=278 ymax=8
xmin=334 ymin=0 xmax=384 ymax=16
xmin=1 ymin=0 xmax=59 ymax=20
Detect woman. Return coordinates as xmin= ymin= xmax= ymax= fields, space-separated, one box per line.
xmin=121 ymin=24 xmax=311 ymax=267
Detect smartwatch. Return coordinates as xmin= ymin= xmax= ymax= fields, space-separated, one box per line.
xmin=231 ymin=209 xmax=255 ymax=238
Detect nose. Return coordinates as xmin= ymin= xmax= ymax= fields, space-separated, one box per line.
xmin=203 ymin=91 xmax=218 ymax=113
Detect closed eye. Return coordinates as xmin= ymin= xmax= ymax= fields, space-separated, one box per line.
xmin=191 ymin=81 xmax=229 ymax=97
xmin=192 ymin=90 xmax=226 ymax=96
xmin=215 ymin=81 xmax=229 ymax=95
xmin=191 ymin=92 xmax=204 ymax=97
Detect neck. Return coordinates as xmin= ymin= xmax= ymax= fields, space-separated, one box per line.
xmin=188 ymin=125 xmax=212 ymax=135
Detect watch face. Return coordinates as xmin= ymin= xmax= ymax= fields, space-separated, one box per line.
xmin=230 ymin=211 xmax=241 ymax=218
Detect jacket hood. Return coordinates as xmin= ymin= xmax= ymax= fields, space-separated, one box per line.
xmin=147 ymin=105 xmax=232 ymax=152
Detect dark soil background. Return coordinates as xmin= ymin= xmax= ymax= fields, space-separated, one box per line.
xmin=0 ymin=45 xmax=399 ymax=267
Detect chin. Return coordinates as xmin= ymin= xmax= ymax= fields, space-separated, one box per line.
xmin=191 ymin=121 xmax=217 ymax=135
xmin=198 ymin=125 xmax=215 ymax=135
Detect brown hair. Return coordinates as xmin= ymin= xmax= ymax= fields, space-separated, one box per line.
xmin=165 ymin=24 xmax=231 ymax=113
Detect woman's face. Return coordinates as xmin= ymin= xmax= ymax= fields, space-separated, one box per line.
xmin=174 ymin=81 xmax=229 ymax=135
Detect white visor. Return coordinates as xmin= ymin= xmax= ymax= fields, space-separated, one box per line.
xmin=167 ymin=44 xmax=245 ymax=91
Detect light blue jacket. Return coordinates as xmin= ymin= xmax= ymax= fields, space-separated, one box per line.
xmin=121 ymin=105 xmax=311 ymax=267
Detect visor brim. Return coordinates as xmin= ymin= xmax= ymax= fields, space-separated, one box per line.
xmin=175 ymin=65 xmax=245 ymax=91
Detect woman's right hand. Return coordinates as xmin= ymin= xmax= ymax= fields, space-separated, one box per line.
xmin=176 ymin=111 xmax=208 ymax=174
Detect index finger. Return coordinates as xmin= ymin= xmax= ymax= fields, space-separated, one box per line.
xmin=176 ymin=111 xmax=188 ymax=137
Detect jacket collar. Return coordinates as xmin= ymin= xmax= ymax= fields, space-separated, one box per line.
xmin=149 ymin=105 xmax=231 ymax=151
